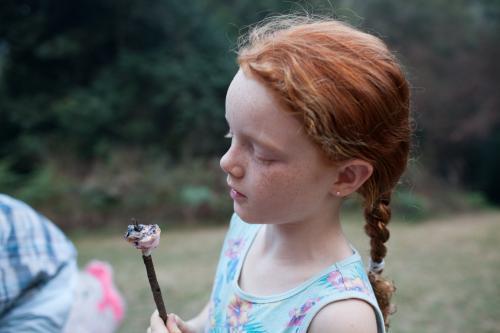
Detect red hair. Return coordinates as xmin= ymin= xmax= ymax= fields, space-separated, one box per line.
xmin=237 ymin=15 xmax=411 ymax=327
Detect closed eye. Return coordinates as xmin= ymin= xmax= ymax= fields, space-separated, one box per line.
xmin=254 ymin=150 xmax=276 ymax=163
xmin=255 ymin=156 xmax=274 ymax=165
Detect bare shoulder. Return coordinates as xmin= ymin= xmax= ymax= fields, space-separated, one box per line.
xmin=307 ymin=298 xmax=378 ymax=333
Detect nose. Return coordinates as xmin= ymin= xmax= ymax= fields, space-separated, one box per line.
xmin=220 ymin=147 xmax=244 ymax=179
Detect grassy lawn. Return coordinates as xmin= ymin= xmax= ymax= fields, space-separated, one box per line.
xmin=71 ymin=211 xmax=500 ymax=333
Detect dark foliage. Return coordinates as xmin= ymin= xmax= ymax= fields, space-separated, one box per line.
xmin=1 ymin=0 xmax=499 ymax=208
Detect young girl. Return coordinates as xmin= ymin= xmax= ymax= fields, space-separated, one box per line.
xmin=148 ymin=15 xmax=410 ymax=333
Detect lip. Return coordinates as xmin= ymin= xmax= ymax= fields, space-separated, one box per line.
xmin=229 ymin=187 xmax=247 ymax=200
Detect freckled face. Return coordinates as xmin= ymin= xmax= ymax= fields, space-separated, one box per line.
xmin=220 ymin=69 xmax=337 ymax=224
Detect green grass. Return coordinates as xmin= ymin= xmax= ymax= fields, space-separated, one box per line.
xmin=71 ymin=212 xmax=500 ymax=333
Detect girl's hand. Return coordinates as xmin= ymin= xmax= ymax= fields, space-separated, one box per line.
xmin=147 ymin=310 xmax=197 ymax=333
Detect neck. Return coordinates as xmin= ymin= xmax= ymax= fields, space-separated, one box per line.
xmin=259 ymin=203 xmax=352 ymax=266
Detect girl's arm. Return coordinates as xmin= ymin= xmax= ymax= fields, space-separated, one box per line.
xmin=184 ymin=301 xmax=210 ymax=332
xmin=307 ymin=299 xmax=377 ymax=333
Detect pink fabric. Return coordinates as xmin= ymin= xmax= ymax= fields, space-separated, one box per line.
xmin=85 ymin=261 xmax=125 ymax=322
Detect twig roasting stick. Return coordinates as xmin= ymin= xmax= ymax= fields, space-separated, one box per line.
xmin=124 ymin=218 xmax=168 ymax=323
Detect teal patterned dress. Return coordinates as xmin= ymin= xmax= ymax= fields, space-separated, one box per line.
xmin=206 ymin=214 xmax=386 ymax=333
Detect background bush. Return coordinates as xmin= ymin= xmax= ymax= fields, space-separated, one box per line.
xmin=1 ymin=0 xmax=499 ymax=228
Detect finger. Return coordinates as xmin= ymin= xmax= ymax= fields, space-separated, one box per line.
xmin=150 ymin=309 xmax=169 ymax=333
xmin=150 ymin=309 xmax=159 ymax=323
xmin=172 ymin=314 xmax=192 ymax=332
xmin=166 ymin=313 xmax=182 ymax=333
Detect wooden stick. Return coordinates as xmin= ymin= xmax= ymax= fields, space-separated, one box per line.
xmin=142 ymin=254 xmax=168 ymax=323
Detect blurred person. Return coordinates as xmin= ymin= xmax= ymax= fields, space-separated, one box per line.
xmin=148 ymin=14 xmax=410 ymax=333
xmin=0 ymin=194 xmax=125 ymax=332
xmin=0 ymin=193 xmax=77 ymax=332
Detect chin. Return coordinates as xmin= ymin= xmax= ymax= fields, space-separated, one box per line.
xmin=234 ymin=204 xmax=271 ymax=225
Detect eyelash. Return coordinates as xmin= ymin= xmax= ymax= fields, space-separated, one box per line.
xmin=255 ymin=156 xmax=274 ymax=165
xmin=224 ymin=132 xmax=274 ymax=165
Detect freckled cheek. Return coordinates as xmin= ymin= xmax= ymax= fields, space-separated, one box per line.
xmin=253 ymin=167 xmax=303 ymax=202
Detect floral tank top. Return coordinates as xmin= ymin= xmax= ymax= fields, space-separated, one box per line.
xmin=206 ymin=214 xmax=386 ymax=332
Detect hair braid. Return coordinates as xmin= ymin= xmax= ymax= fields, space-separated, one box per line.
xmin=364 ymin=193 xmax=396 ymax=328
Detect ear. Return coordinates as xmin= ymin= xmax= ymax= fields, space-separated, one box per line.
xmin=331 ymin=159 xmax=373 ymax=197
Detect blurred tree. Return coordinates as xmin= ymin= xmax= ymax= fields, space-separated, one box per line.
xmin=1 ymin=0 xmax=499 ymax=206
xmin=0 ymin=0 xmax=234 ymax=168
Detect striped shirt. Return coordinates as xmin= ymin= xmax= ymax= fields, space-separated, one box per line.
xmin=0 ymin=194 xmax=77 ymax=332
